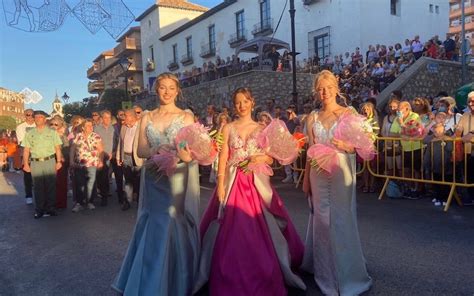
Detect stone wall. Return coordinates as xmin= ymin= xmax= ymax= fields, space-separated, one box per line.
xmin=377 ymin=57 xmax=474 ymax=107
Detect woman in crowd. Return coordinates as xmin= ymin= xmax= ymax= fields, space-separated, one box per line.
xmin=69 ymin=118 xmax=103 ymax=212
xmin=49 ymin=116 xmax=69 ymax=209
xmin=209 ymin=112 xmax=231 ymax=183
xmin=438 ymin=97 xmax=462 ymax=136
xmin=381 ymin=98 xmax=402 ymax=176
xmin=112 ymin=73 xmax=199 ymax=295
xmin=198 ymin=87 xmax=305 ymax=295
xmin=302 ymin=70 xmax=372 ymax=295
xmin=412 ymin=97 xmax=433 ymax=128
xmin=360 ymin=102 xmax=379 ymax=192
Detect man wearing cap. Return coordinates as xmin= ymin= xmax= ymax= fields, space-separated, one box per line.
xmin=15 ymin=109 xmax=35 ymax=205
xmin=456 ymin=91 xmax=474 ymax=205
xmin=22 ymin=110 xmax=63 ymax=219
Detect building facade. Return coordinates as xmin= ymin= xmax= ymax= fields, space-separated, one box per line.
xmin=138 ymin=0 xmax=448 ymax=86
xmin=449 ymin=0 xmax=474 ymax=49
xmin=0 ymin=87 xmax=25 ymax=124
xmin=87 ymin=26 xmax=144 ymax=97
xmin=136 ymin=0 xmax=208 ymax=92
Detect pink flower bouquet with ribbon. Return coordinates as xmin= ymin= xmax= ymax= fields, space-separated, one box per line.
xmin=333 ymin=111 xmax=376 ymax=161
xmin=148 ymin=123 xmax=218 ymax=178
xmin=175 ymin=123 xmax=218 ymax=166
xmin=257 ymin=119 xmax=300 ymax=165
xmin=306 ymin=143 xmax=339 ymax=175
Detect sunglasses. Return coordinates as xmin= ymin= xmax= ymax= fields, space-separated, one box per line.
xmin=135 ymin=111 xmax=141 ymax=114
xmin=25 ymin=114 xmax=33 ymax=117
xmin=92 ymin=114 xmax=99 ymax=117
xmin=50 ymin=123 xmax=58 ymax=127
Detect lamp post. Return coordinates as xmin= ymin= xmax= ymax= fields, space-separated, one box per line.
xmin=119 ymin=56 xmax=132 ymax=99
xmin=461 ymin=0 xmax=467 ymax=85
xmin=61 ymin=92 xmax=70 ymax=104
xmin=289 ymin=0 xmax=299 ymax=111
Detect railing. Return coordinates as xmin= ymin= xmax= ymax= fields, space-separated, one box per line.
xmin=200 ymin=44 xmax=216 ymax=58
xmin=168 ymin=60 xmax=179 ymax=71
xmin=180 ymin=53 xmax=193 ymax=66
xmin=252 ymin=18 xmax=273 ymax=36
xmin=87 ymin=80 xmax=105 ymax=93
xmin=228 ymin=30 xmax=247 ymax=48
xmin=367 ymin=137 xmax=473 ymax=212
xmin=87 ymin=64 xmax=100 ymax=79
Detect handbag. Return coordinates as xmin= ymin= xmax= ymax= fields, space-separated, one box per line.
xmin=386 ymin=180 xmax=403 ymax=199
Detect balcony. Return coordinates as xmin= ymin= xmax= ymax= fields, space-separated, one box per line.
xmin=200 ymin=44 xmax=216 ymax=58
xmin=168 ymin=60 xmax=179 ymax=71
xmin=228 ymin=30 xmax=247 ymax=48
xmin=251 ymin=18 xmax=273 ymax=36
xmin=88 ymin=80 xmax=105 ymax=93
xmin=87 ymin=64 xmax=100 ymax=79
xmin=114 ymin=37 xmax=141 ymax=58
xmin=450 ymin=5 xmax=474 ymax=19
xmin=180 ymin=53 xmax=193 ymax=66
xmin=449 ymin=20 xmax=474 ymax=34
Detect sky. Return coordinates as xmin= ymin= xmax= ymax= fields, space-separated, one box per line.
xmin=0 ymin=0 xmax=222 ymax=112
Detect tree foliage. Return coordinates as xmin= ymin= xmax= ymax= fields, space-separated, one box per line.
xmin=100 ymin=88 xmax=128 ymax=114
xmin=0 ymin=115 xmax=17 ymax=131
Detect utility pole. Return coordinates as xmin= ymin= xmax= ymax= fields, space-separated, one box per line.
xmin=461 ymin=0 xmax=467 ymax=84
xmin=289 ymin=0 xmax=298 ymax=110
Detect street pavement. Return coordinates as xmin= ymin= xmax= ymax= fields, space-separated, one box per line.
xmin=1 ymin=170 xmax=474 ymax=296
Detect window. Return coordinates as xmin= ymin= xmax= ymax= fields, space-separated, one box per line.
xmin=314 ymin=33 xmax=330 ymax=59
xmin=209 ymin=25 xmax=215 ymax=51
xmin=172 ymin=44 xmax=178 ymax=63
xmin=149 ymin=45 xmax=154 ymax=61
xmin=236 ymin=10 xmax=244 ymax=38
xmin=390 ymin=0 xmax=400 ymax=16
xmin=148 ymin=19 xmax=151 ymax=27
xmin=260 ymin=0 xmax=270 ymax=27
xmin=186 ymin=36 xmax=192 ymax=58
xmin=435 ymin=5 xmax=439 ymax=14
xmin=429 ymin=4 xmax=433 ymax=13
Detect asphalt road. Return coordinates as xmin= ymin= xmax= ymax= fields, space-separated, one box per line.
xmin=1 ymin=170 xmax=473 ymax=296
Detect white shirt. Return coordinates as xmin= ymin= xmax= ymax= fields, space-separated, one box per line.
xmin=412 ymin=40 xmax=423 ymax=53
xmin=16 ymin=121 xmax=36 ymax=146
xmin=123 ymin=123 xmax=138 ymax=154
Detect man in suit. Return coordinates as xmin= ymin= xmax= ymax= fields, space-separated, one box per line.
xmin=116 ymin=109 xmax=143 ymax=210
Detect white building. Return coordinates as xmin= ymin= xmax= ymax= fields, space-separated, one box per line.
xmin=136 ymin=0 xmax=208 ymax=91
xmin=139 ymin=0 xmax=449 ymax=89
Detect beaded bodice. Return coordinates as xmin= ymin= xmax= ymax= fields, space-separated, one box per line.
xmin=146 ymin=115 xmax=185 ymax=149
xmin=227 ymin=127 xmax=263 ymax=166
xmin=312 ymin=112 xmax=337 ymax=145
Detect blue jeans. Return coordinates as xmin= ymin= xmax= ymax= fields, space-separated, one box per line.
xmin=74 ymin=166 xmax=97 ymax=204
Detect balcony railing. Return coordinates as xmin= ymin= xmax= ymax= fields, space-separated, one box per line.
xmin=168 ymin=60 xmax=179 ymax=71
xmin=114 ymin=37 xmax=141 ymax=57
xmin=180 ymin=53 xmax=194 ymax=66
xmin=251 ymin=18 xmax=273 ymax=36
xmin=87 ymin=64 xmax=100 ymax=79
xmin=200 ymin=44 xmax=216 ymax=58
xmin=88 ymin=80 xmax=105 ymax=93
xmin=228 ymin=30 xmax=247 ymax=48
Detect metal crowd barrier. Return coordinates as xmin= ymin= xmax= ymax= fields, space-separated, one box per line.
xmin=369 ymin=136 xmax=473 ymax=212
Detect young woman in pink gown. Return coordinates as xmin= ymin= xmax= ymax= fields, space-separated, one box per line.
xmin=197 ymin=88 xmax=306 ymax=295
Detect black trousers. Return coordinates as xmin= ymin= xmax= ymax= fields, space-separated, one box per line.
xmin=111 ymin=158 xmax=124 ymax=201
xmin=23 ymin=170 xmax=33 ymax=198
xmin=96 ymin=160 xmax=110 ymax=200
xmin=123 ymin=154 xmax=140 ymax=202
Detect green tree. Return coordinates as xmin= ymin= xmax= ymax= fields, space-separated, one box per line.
xmin=99 ymin=89 xmax=128 ymax=114
xmin=63 ymin=101 xmax=87 ymax=123
xmin=0 ymin=115 xmax=17 ymax=131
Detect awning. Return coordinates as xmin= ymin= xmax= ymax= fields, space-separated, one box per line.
xmin=235 ymin=36 xmax=290 ymax=69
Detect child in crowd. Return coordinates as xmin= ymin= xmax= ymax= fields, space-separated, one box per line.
xmin=423 ymin=123 xmax=453 ymax=206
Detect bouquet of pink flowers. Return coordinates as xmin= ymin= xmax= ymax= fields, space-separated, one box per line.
xmin=148 ymin=123 xmax=218 ymax=177
xmin=401 ymin=119 xmax=424 ymax=138
xmin=307 ymin=111 xmax=376 ymax=174
xmin=257 ymin=119 xmax=301 ymax=165
xmin=306 ymin=144 xmax=339 ymax=175
xmin=333 ymin=111 xmax=377 ymax=161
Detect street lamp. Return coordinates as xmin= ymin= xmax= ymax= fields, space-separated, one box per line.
xmin=289 ymin=0 xmax=299 ymax=111
xmin=61 ymin=92 xmax=70 ymax=104
xmin=119 ymin=56 xmax=132 ymax=99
